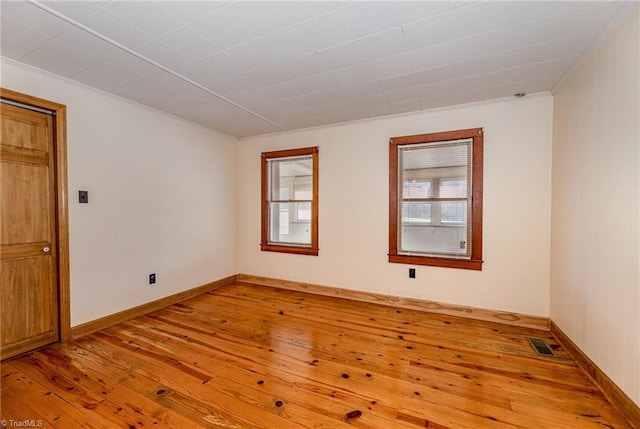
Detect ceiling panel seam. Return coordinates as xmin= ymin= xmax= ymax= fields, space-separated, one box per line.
xmin=25 ymin=0 xmax=288 ymax=132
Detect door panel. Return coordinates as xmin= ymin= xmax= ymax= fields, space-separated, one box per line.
xmin=0 ymin=102 xmax=58 ymax=359
xmin=1 ymin=257 xmax=55 ymax=350
xmin=1 ymin=162 xmax=51 ymax=244
xmin=1 ymin=105 xmax=49 ymax=151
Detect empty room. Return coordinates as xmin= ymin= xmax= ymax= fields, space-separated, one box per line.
xmin=1 ymin=0 xmax=639 ymax=428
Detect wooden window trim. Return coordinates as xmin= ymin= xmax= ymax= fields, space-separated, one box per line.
xmin=389 ymin=128 xmax=483 ymax=270
xmin=261 ymin=147 xmax=319 ymax=256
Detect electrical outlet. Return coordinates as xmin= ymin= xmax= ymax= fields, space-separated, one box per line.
xmin=149 ymin=273 xmax=156 ymax=284
xmin=409 ymin=268 xmax=416 ymax=279
xmin=79 ymin=190 xmax=88 ymax=203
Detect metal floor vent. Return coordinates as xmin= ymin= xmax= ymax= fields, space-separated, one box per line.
xmin=527 ymin=337 xmax=556 ymax=357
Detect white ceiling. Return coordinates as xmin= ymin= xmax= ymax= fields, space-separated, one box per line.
xmin=0 ymin=1 xmax=632 ymax=138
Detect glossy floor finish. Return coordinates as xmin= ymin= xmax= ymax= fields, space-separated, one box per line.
xmin=1 ymin=283 xmax=631 ymax=428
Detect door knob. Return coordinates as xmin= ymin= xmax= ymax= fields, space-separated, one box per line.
xmin=42 ymin=247 xmax=50 ymax=253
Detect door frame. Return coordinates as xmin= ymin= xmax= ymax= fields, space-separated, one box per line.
xmin=1 ymin=87 xmax=71 ymax=343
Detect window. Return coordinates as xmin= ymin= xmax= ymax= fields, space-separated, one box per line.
xmin=389 ymin=128 xmax=483 ymax=270
xmin=261 ymin=147 xmax=319 ymax=255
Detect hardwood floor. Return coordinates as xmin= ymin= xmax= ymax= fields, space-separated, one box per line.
xmin=1 ymin=282 xmax=632 ymax=428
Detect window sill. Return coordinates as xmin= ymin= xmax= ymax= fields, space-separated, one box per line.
xmin=261 ymin=244 xmax=319 ymax=256
xmin=388 ymin=253 xmax=482 ymax=270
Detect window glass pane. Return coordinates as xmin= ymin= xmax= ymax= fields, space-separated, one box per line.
xmin=403 ymin=180 xmax=431 ymax=198
xmin=402 ymin=202 xmax=431 ymax=223
xmin=440 ymin=201 xmax=467 ymax=224
xmin=294 ymin=179 xmax=312 ymax=200
xmin=269 ymin=156 xmax=313 ymax=201
xmin=279 ymin=187 xmax=290 ymax=200
xmin=279 ymin=206 xmax=289 ymax=235
xmin=439 ymin=179 xmax=467 ymax=198
xmin=269 ymin=202 xmax=311 ymax=245
xmin=297 ymin=202 xmax=311 ymax=221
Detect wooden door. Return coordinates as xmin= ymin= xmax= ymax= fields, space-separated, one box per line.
xmin=1 ymin=102 xmax=59 ymax=359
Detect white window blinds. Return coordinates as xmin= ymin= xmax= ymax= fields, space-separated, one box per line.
xmin=398 ymin=138 xmax=473 ymax=259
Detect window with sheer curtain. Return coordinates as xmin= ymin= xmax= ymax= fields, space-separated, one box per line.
xmin=261 ymin=147 xmax=318 ymax=256
xmin=389 ymin=128 xmax=483 ymax=270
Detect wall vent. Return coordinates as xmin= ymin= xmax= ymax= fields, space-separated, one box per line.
xmin=527 ymin=337 xmax=556 ymax=357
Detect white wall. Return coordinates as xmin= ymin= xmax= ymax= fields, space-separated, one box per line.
xmin=1 ymin=59 xmax=239 ymax=326
xmin=239 ymin=95 xmax=553 ymax=317
xmin=551 ymin=6 xmax=640 ymax=406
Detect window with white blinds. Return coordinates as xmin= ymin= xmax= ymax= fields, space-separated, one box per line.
xmin=261 ymin=147 xmax=319 ymax=256
xmin=399 ymin=139 xmax=472 ymax=258
xmin=389 ymin=129 xmax=483 ymax=270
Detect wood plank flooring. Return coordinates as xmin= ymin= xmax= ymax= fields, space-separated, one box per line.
xmin=1 ymin=282 xmax=632 ymax=428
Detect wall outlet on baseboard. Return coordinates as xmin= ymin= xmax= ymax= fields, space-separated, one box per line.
xmin=409 ymin=268 xmax=416 ymax=279
xmin=149 ymin=273 xmax=156 ymax=285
